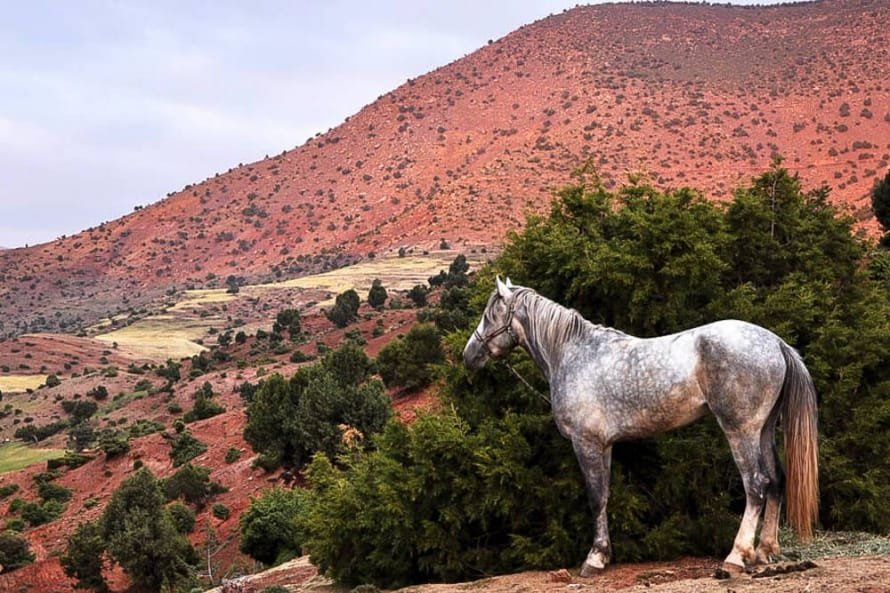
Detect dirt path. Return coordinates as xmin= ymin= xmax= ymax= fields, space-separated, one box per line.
xmin=208 ymin=555 xmax=890 ymax=593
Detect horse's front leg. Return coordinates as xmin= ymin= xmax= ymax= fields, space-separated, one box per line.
xmin=572 ymin=438 xmax=612 ymax=577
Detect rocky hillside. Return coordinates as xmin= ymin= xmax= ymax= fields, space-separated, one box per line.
xmin=1 ymin=0 xmax=888 ymax=337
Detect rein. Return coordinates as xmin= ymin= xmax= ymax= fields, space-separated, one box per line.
xmin=503 ymin=360 xmax=551 ymax=406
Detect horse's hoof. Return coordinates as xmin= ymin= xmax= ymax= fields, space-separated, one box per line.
xmin=721 ymin=561 xmax=745 ymax=575
xmin=579 ymin=562 xmax=604 ymax=578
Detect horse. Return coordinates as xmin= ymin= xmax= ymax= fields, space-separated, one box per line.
xmin=463 ymin=277 xmax=819 ymax=576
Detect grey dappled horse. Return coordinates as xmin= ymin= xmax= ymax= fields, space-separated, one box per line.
xmin=463 ymin=278 xmax=819 ymax=576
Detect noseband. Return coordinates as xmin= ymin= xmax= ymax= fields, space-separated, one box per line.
xmin=473 ymin=296 xmax=518 ymax=355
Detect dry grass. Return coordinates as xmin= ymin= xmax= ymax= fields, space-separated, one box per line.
xmin=95 ymin=317 xmax=209 ymax=360
xmin=0 ymin=374 xmax=47 ymax=393
xmin=781 ymin=529 xmax=890 ymax=560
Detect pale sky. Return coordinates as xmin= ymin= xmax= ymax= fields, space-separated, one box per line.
xmin=0 ymin=1 xmax=787 ymax=249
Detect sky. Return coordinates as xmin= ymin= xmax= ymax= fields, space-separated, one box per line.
xmin=0 ymin=0 xmax=787 ymax=249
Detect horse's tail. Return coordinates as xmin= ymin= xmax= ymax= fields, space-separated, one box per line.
xmin=779 ymin=341 xmax=819 ymax=540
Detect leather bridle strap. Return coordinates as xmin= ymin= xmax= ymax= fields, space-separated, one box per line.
xmin=473 ymin=296 xmax=518 ymax=354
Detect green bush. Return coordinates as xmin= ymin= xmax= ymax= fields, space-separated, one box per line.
xmin=376 ymin=324 xmax=444 ymax=391
xmin=38 ymin=481 xmax=73 ymax=503
xmin=244 ymin=343 xmax=391 ymax=468
xmin=367 ymin=279 xmax=388 ymax=309
xmin=0 ymin=530 xmax=35 ymax=572
xmin=168 ymin=501 xmax=196 ymax=534
xmin=169 ymin=431 xmax=208 ymax=467
xmin=224 ymin=447 xmax=242 ymax=464
xmin=211 ymin=503 xmax=230 ymax=520
xmin=240 ymin=487 xmax=306 ymax=565
xmin=60 ymin=521 xmax=107 ymax=591
xmin=326 ymin=289 xmax=360 ymax=328
xmin=0 ymin=483 xmax=20 ymax=498
xmin=163 ymin=464 xmax=224 ymax=505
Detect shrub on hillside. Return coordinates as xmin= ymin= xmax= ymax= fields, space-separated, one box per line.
xmin=376 ymin=324 xmax=444 ymax=391
xmin=0 ymin=530 xmax=35 ymax=572
xmin=240 ymin=487 xmax=306 ymax=565
xmin=326 ymin=289 xmax=360 ymax=328
xmin=244 ymin=343 xmax=390 ymax=469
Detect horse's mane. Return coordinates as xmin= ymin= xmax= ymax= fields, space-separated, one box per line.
xmin=512 ymin=287 xmax=619 ymax=374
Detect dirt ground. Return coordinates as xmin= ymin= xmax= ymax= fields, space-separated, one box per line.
xmin=207 ymin=554 xmax=890 ymax=593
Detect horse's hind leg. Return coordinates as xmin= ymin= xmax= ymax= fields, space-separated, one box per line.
xmin=723 ymin=429 xmax=771 ymax=570
xmin=756 ymin=414 xmax=784 ymax=563
xmin=572 ymin=439 xmax=613 ymax=577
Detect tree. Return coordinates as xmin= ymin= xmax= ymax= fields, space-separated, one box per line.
xmin=244 ymin=344 xmax=391 ymax=468
xmin=367 ymin=279 xmax=388 ymax=309
xmin=0 ymin=530 xmax=36 ymax=572
xmin=100 ymin=468 xmax=197 ymax=592
xmin=408 ymin=284 xmax=428 ymax=307
xmin=239 ymin=487 xmax=306 ymax=565
xmin=872 ymin=170 xmax=890 ymax=245
xmin=61 ymin=521 xmax=108 ymax=591
xmin=326 ymin=289 xmax=360 ymax=328
xmin=377 ymin=324 xmax=444 ymax=391
xmin=274 ymin=308 xmax=302 ymax=340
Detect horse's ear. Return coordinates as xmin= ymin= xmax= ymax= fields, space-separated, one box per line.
xmin=496 ymin=276 xmax=512 ymax=300
xmin=505 ymin=277 xmax=515 ymax=289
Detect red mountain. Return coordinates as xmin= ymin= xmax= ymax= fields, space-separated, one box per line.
xmin=1 ymin=0 xmax=887 ymax=337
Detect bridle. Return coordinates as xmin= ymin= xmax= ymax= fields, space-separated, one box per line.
xmin=473 ymin=295 xmax=519 ymax=355
xmin=472 ymin=294 xmax=551 ymax=405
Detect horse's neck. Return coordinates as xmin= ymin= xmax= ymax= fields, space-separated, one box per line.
xmin=516 ymin=292 xmax=596 ymax=381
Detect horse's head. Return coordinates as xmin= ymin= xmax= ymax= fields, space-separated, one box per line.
xmin=463 ymin=276 xmax=520 ymax=369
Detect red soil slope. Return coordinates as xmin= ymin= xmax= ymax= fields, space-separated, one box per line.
xmin=1 ymin=0 xmax=888 ymax=337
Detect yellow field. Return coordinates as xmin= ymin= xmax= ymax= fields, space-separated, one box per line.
xmin=0 ymin=375 xmax=47 ymax=393
xmin=0 ymin=442 xmax=64 ymax=474
xmin=95 ymin=318 xmax=209 ymax=360
xmin=91 ymin=252 xmax=478 ymax=361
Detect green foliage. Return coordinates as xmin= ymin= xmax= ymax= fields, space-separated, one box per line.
xmin=61 ymin=521 xmax=108 ymax=591
xmin=0 ymin=483 xmax=21 ymax=498
xmin=156 ymin=359 xmax=181 ymax=382
xmin=211 ymin=502 xmax=230 ymax=520
xmin=428 ymin=254 xmax=470 ymax=289
xmin=168 ymin=431 xmax=208 ymax=467
xmin=182 ymin=382 xmax=225 ymax=423
xmin=367 ymin=279 xmax=388 ymax=309
xmin=408 ymin=284 xmax=428 ymax=307
xmin=298 ymin=413 xmax=591 ymax=588
xmin=87 ymin=384 xmax=109 ymax=400
xmin=100 ymin=468 xmax=198 ymax=591
xmin=98 ymin=429 xmax=130 ymax=459
xmin=244 ymin=343 xmax=391 ymax=468
xmin=45 ymin=374 xmax=61 ymax=388
xmin=239 ymin=487 xmax=306 ymax=565
xmin=21 ymin=499 xmax=64 ymax=526
xmin=326 ymin=289 xmax=361 ymax=328
xmin=14 ymin=420 xmax=68 ymax=442
xmin=162 ymin=464 xmax=221 ymax=505
xmin=298 ymin=167 xmax=890 ymax=586
xmin=871 ymin=169 xmax=890 ymax=233
xmin=274 ymin=308 xmax=303 ymax=340
xmin=47 ymin=452 xmax=92 ymax=470
xmin=61 ymin=399 xmax=98 ymax=422
xmin=0 ymin=530 xmax=35 ymax=572
xmin=376 ymin=324 xmax=444 ymax=391
xmin=167 ymin=502 xmax=196 ymax=534
xmin=38 ymin=481 xmax=72 ymax=503
xmin=224 ymin=447 xmax=242 ymax=464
